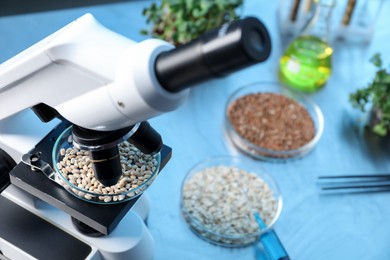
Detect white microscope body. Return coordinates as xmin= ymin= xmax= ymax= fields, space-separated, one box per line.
xmin=0 ymin=13 xmax=186 ymax=260
xmin=0 ymin=13 xmax=188 ymax=131
xmin=0 ymin=13 xmax=271 ymax=260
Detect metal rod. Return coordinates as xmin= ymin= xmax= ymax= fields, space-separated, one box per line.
xmin=318 ymin=174 xmax=390 ymax=193
xmin=318 ymin=174 xmax=390 ymax=179
xmin=321 ymin=184 xmax=390 ymax=190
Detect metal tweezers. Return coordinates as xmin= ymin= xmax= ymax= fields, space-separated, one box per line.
xmin=317 ymin=174 xmax=390 ymax=193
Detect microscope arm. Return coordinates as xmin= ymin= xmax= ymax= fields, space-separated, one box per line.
xmin=0 ymin=13 xmax=188 ymax=131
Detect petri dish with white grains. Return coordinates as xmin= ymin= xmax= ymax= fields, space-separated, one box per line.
xmin=180 ymin=156 xmax=282 ymax=247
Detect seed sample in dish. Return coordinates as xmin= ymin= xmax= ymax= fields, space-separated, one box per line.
xmin=227 ymin=92 xmax=315 ymax=158
xmin=54 ymin=131 xmax=160 ymax=204
xmin=181 ymin=165 xmax=278 ymax=246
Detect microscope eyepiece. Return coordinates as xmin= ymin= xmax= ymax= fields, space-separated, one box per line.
xmin=155 ymin=16 xmax=271 ymax=93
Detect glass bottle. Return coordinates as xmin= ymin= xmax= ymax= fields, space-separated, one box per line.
xmin=279 ymin=0 xmax=335 ymax=92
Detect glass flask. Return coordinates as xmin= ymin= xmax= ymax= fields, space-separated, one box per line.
xmin=279 ymin=0 xmax=335 ymax=92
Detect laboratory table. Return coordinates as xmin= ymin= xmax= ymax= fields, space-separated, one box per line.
xmin=1 ymin=0 xmax=390 ymax=259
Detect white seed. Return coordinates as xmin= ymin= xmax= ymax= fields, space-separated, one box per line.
xmin=84 ymin=194 xmax=93 ymax=200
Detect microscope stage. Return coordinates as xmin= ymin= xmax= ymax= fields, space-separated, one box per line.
xmin=8 ymin=122 xmax=172 ymax=235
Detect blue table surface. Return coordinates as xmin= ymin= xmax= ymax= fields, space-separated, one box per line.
xmin=1 ymin=1 xmax=390 ymax=259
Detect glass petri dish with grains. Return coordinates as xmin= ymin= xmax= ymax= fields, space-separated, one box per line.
xmin=225 ymin=82 xmax=324 ymax=161
xmin=180 ymin=156 xmax=282 ymax=247
xmin=52 ymin=125 xmax=161 ymax=204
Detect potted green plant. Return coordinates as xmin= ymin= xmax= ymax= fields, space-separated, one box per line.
xmin=349 ymin=53 xmax=390 ymax=136
xmin=141 ymin=0 xmax=243 ymax=46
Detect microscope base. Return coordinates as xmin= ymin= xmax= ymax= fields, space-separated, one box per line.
xmin=0 ymin=111 xmax=170 ymax=259
xmin=0 ymin=186 xmax=154 ymax=260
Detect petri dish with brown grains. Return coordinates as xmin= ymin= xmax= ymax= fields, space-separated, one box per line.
xmin=224 ymin=82 xmax=324 ymax=161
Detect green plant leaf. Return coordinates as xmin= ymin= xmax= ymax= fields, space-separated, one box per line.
xmin=373 ymin=123 xmax=388 ymax=136
xmin=370 ymin=53 xmax=382 ymax=68
xmin=140 ymin=29 xmax=149 ymax=35
xmin=350 ymin=53 xmax=390 ymax=136
xmin=140 ymin=0 xmax=243 ymax=45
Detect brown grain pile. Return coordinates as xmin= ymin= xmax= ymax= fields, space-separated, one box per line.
xmin=227 ymin=93 xmax=315 ymax=151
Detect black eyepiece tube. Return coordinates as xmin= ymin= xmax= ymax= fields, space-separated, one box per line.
xmin=155 ymin=17 xmax=271 ymax=93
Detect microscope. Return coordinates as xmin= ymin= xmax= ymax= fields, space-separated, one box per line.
xmin=0 ymin=13 xmax=271 ymax=259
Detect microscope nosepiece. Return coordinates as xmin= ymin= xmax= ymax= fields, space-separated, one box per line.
xmin=71 ymin=122 xmax=162 ymax=187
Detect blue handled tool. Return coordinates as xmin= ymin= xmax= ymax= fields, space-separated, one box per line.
xmin=254 ymin=212 xmax=290 ymax=260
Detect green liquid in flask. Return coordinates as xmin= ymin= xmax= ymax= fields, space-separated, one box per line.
xmin=279 ymin=35 xmax=333 ymax=92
